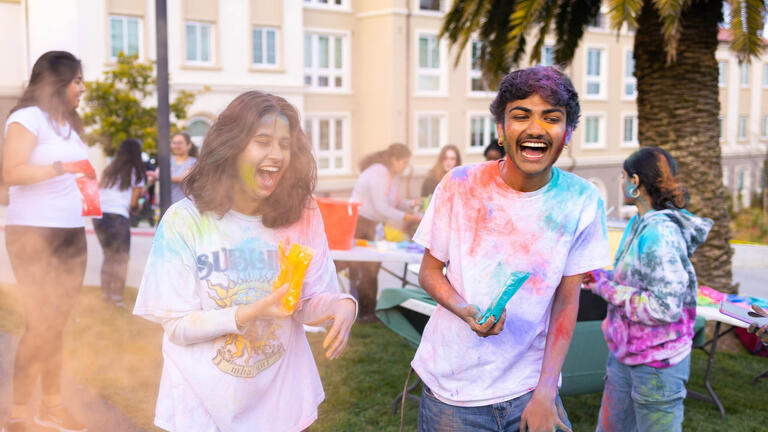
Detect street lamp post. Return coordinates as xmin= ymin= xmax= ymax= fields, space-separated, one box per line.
xmin=155 ymin=0 xmax=171 ymax=216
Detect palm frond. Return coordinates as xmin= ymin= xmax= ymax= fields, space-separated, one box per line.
xmin=650 ymin=0 xmax=692 ymax=63
xmin=440 ymin=0 xmax=491 ymax=67
xmin=554 ymin=0 xmax=603 ymax=65
xmin=529 ymin=0 xmax=561 ymax=64
xmin=477 ymin=0 xmax=519 ymax=87
xmin=606 ymin=0 xmax=643 ymax=33
xmin=507 ymin=0 xmax=551 ymax=60
xmin=728 ymin=0 xmax=767 ymax=62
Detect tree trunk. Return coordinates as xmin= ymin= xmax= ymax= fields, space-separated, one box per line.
xmin=634 ymin=0 xmax=736 ymax=292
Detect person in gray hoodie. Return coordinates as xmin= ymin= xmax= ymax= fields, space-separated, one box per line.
xmin=584 ymin=147 xmax=713 ymax=432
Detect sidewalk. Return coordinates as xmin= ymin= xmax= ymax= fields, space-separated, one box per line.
xmin=0 ymin=332 xmax=146 ymax=431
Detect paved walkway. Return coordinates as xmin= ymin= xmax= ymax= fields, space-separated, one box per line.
xmin=0 ymin=333 xmax=146 ymax=431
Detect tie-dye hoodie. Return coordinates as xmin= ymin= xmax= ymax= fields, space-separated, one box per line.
xmin=593 ymin=209 xmax=712 ymax=368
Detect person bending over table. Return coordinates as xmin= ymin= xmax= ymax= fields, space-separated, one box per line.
xmin=414 ymin=66 xmax=609 ymax=432
xmin=349 ymin=143 xmax=421 ymax=321
xmin=584 ymin=147 xmax=713 ymax=432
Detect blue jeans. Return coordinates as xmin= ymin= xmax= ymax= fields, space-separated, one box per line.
xmin=418 ymin=386 xmax=571 ymax=432
xmin=596 ymin=354 xmax=690 ymax=432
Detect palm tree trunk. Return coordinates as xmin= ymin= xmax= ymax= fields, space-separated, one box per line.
xmin=634 ymin=0 xmax=736 ymax=293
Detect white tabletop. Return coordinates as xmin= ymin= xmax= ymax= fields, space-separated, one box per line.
xmin=330 ymin=245 xmax=424 ymax=264
xmin=695 ymin=305 xmax=749 ymax=328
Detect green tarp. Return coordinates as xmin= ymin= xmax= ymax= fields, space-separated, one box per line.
xmin=375 ymin=288 xmax=708 ymax=396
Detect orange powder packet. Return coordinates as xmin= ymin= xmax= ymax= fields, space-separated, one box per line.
xmin=272 ymin=243 xmax=315 ymax=312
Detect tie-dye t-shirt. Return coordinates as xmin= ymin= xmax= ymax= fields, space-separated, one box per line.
xmin=593 ymin=209 xmax=712 ymax=368
xmin=412 ymin=161 xmax=610 ymax=406
xmin=134 ymin=198 xmax=351 ymax=432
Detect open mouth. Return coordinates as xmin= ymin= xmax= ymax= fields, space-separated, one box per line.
xmin=519 ymin=141 xmax=548 ymax=160
xmin=256 ymin=165 xmax=281 ymax=189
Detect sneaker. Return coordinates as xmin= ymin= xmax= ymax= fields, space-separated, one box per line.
xmin=33 ymin=405 xmax=86 ymax=432
xmin=1 ymin=418 xmax=26 ymax=432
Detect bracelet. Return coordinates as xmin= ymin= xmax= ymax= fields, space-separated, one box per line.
xmin=52 ymin=161 xmax=64 ymax=175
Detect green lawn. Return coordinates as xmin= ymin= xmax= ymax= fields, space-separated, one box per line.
xmin=1 ymin=284 xmax=767 ymax=431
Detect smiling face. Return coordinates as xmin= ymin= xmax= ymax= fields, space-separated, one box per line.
xmin=442 ymin=149 xmax=459 ymax=172
xmin=496 ymin=93 xmax=567 ymax=182
xmin=390 ymin=156 xmax=410 ymax=175
xmin=232 ymin=114 xmax=291 ymax=213
xmin=65 ymin=70 xmax=85 ymax=110
xmin=171 ymin=134 xmax=192 ymax=157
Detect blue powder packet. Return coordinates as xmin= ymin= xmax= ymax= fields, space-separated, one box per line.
xmin=475 ymin=271 xmax=530 ymax=325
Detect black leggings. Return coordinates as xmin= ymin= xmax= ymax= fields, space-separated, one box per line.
xmin=93 ymin=213 xmax=131 ymax=302
xmin=5 ymin=225 xmax=86 ymax=404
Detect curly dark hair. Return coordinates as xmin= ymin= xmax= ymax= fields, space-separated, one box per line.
xmin=490 ymin=66 xmax=580 ymax=130
xmin=183 ymin=91 xmax=316 ymax=228
xmin=623 ymin=146 xmax=689 ymax=210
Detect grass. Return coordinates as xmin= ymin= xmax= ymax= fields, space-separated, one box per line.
xmin=1 ymin=284 xmax=767 ymax=431
xmin=731 ymin=206 xmax=768 ymax=244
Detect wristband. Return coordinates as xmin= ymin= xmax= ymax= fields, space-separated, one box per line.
xmin=52 ymin=161 xmax=64 ymax=175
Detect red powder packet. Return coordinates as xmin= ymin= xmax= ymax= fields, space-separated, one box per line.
xmin=75 ymin=175 xmax=102 ymax=217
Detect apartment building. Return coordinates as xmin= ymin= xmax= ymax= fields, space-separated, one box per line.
xmin=0 ymin=0 xmax=765 ymax=217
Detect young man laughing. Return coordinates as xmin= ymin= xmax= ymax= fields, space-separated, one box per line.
xmin=413 ymin=66 xmax=610 ymax=432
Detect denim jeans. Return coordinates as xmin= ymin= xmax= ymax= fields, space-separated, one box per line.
xmin=418 ymin=385 xmax=571 ymax=432
xmin=93 ymin=213 xmax=131 ymax=302
xmin=596 ymin=353 xmax=690 ymax=432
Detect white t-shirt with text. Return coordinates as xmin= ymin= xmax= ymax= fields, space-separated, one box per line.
xmin=134 ymin=198 xmax=353 ymax=432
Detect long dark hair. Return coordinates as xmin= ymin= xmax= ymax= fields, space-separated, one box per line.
xmin=623 ymin=146 xmax=688 ymax=210
xmin=426 ymin=144 xmax=462 ymax=182
xmin=173 ymin=132 xmax=198 ymax=158
xmin=100 ymin=138 xmax=146 ymax=191
xmin=359 ymin=143 xmax=412 ymax=172
xmin=11 ymin=51 xmax=83 ymax=135
xmin=183 ymin=91 xmax=316 ymax=228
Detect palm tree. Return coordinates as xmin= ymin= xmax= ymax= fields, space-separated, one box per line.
xmin=442 ymin=0 xmax=767 ymax=293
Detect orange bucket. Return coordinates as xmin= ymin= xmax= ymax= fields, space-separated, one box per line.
xmin=315 ymin=197 xmax=361 ymax=250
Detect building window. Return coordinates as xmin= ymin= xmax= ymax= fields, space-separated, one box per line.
xmin=304 ymin=33 xmax=346 ymax=90
xmin=304 ymin=0 xmax=345 ymax=6
xmin=588 ymin=12 xmax=606 ymax=30
xmin=541 ymin=45 xmax=554 ymax=66
xmin=583 ymin=114 xmax=604 ymax=148
xmin=417 ymin=114 xmax=444 ymax=150
xmin=763 ymin=63 xmax=768 ymax=87
xmin=624 ymin=50 xmax=636 ymax=98
xmin=718 ymin=115 xmax=724 ymax=140
xmin=305 ymin=116 xmax=347 ymax=173
xmin=418 ymin=34 xmax=442 ymax=92
xmin=186 ymin=117 xmax=212 ymax=147
xmin=109 ymin=15 xmax=141 ymax=60
xmin=185 ymin=21 xmax=214 ymax=64
xmin=718 ymin=61 xmax=727 ymax=86
xmin=585 ymin=48 xmax=604 ymax=97
xmin=738 ymin=115 xmax=748 ymax=140
xmin=622 ymin=115 xmax=638 ymax=147
xmin=469 ymin=116 xmax=498 ymax=150
xmin=741 ymin=62 xmax=749 ymax=87
xmin=253 ymin=27 xmax=278 ymax=67
xmin=761 ymin=116 xmax=768 ymax=138
xmin=419 ymin=0 xmax=441 ymax=11
xmin=469 ymin=40 xmax=488 ymax=93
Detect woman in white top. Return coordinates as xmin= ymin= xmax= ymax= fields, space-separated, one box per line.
xmin=169 ymin=132 xmax=197 ymax=204
xmin=93 ymin=138 xmax=146 ymax=307
xmin=2 ymin=51 xmax=91 ymax=432
xmin=133 ymin=91 xmax=356 ymax=431
xmin=349 ymin=143 xmax=421 ymax=320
